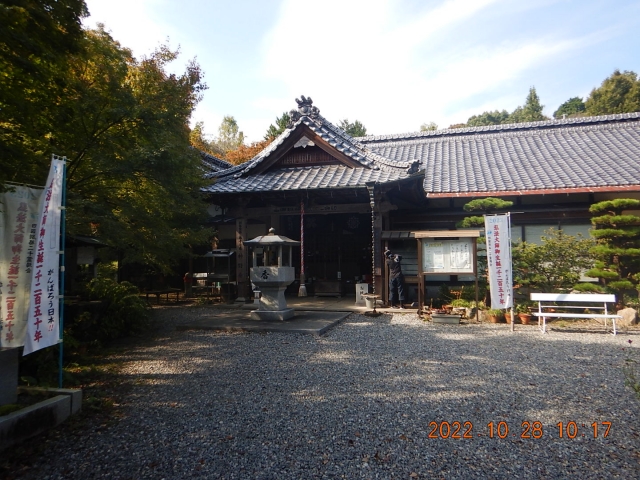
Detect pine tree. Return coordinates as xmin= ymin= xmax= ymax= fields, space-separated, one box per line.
xmin=579 ymin=199 xmax=640 ymax=304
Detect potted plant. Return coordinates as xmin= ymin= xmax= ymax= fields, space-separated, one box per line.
xmin=504 ymin=309 xmax=514 ymax=324
xmin=486 ymin=308 xmax=503 ymax=323
xmin=516 ymin=302 xmax=534 ymax=325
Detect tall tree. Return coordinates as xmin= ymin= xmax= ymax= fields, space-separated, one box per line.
xmin=338 ymin=119 xmax=367 ymax=137
xmin=190 ymin=121 xmax=224 ymax=157
xmin=216 ymin=115 xmax=244 ymax=153
xmin=553 ymin=97 xmax=586 ymax=118
xmin=63 ymin=29 xmax=211 ymax=272
xmin=264 ymin=112 xmax=290 ymax=140
xmin=585 ymin=70 xmax=640 ymax=115
xmin=2 ymin=22 xmax=213 ymax=273
xmin=508 ymin=87 xmax=548 ymax=123
xmin=0 ymin=0 xmax=88 ymax=189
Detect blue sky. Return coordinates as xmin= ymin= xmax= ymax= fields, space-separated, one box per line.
xmin=83 ymin=0 xmax=640 ymax=142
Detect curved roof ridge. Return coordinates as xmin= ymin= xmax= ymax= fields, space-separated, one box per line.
xmin=358 ymin=111 xmax=640 ymax=143
xmin=207 ymin=96 xmax=414 ymax=179
xmin=366 ymin=118 xmax=640 ymax=149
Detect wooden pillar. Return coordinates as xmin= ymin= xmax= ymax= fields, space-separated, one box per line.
xmin=235 ymin=216 xmax=248 ymax=302
xmin=382 ymin=212 xmax=390 ymax=307
xmin=417 ymin=238 xmax=424 ymax=315
xmin=366 ymin=183 xmax=384 ymax=300
xmin=373 ymin=211 xmax=383 ymax=300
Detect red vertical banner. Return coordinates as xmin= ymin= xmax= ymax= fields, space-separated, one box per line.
xmin=484 ymin=213 xmax=513 ymax=309
xmin=23 ymin=159 xmax=64 ymax=355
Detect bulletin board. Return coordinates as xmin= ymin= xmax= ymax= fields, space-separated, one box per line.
xmin=420 ymin=238 xmax=476 ymax=274
xmin=414 ymin=230 xmax=480 ymax=316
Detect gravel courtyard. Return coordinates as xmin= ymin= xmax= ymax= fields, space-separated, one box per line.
xmin=11 ymin=307 xmax=640 ymax=479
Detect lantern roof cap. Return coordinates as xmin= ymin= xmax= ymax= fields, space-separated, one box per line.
xmin=243 ymin=228 xmax=301 ymax=246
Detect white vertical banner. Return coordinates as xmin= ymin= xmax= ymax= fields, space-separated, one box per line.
xmin=0 ymin=186 xmax=43 ymax=347
xmin=23 ymin=159 xmax=65 ymax=355
xmin=485 ymin=213 xmax=513 ymax=309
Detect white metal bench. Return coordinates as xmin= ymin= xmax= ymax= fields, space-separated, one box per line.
xmin=530 ymin=293 xmax=622 ymax=335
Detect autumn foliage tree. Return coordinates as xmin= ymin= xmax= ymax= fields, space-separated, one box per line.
xmin=0 ymin=0 xmax=88 ymax=189
xmin=225 ymin=138 xmax=272 ymax=165
xmin=2 ymin=12 xmax=213 ymax=273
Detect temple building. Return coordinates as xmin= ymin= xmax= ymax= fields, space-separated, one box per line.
xmin=203 ymin=96 xmax=640 ymax=304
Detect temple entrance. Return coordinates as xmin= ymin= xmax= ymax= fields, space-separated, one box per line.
xmin=281 ymin=212 xmax=372 ymax=296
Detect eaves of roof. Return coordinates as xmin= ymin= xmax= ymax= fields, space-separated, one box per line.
xmin=202 ymin=164 xmax=416 ymax=195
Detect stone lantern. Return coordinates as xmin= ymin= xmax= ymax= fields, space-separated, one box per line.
xmin=244 ymin=228 xmax=300 ymax=320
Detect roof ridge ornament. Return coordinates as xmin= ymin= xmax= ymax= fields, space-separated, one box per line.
xmin=287 ymin=95 xmax=320 ymax=128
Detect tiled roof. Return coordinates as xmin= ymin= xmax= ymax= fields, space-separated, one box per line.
xmin=205 ymin=164 xmax=412 ymax=194
xmin=203 ymin=96 xmax=640 ymax=197
xmin=359 ymin=113 xmax=640 ymax=196
xmin=204 ymin=96 xmax=416 ymax=194
xmin=199 ymin=151 xmax=232 ymax=173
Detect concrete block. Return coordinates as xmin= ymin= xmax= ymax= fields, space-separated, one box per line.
xmin=431 ymin=314 xmax=462 ymax=324
xmin=0 ymin=348 xmax=20 ymax=405
xmin=251 ymin=308 xmax=295 ymax=321
xmin=0 ymin=395 xmax=70 ymax=451
xmin=18 ymin=387 xmax=82 ymax=415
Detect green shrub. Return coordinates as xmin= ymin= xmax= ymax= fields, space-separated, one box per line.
xmin=451 ymin=299 xmax=472 ymax=308
xmin=65 ymin=278 xmax=151 ymax=345
xmin=87 ymin=278 xmax=150 ymax=341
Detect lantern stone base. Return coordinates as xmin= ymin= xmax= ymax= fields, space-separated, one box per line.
xmin=251 ymin=308 xmax=295 ymax=321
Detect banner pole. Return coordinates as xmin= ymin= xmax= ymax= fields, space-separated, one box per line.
xmin=58 ymin=158 xmax=67 ymax=388
xmin=507 ymin=212 xmax=515 ymax=332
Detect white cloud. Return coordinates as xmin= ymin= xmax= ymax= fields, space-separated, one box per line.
xmin=83 ymin=0 xmax=171 ymax=56
xmin=82 ymin=0 xmax=635 ymax=140
xmin=258 ymin=0 xmax=592 ymax=135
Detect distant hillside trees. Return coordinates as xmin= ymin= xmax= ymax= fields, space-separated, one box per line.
xmin=466 ymin=110 xmax=510 ymax=127
xmin=553 ymin=97 xmax=586 ymax=119
xmin=585 ymin=70 xmax=640 ymax=116
xmin=420 ymin=122 xmax=439 ymax=131
xmin=458 ymin=69 xmax=640 ymax=128
xmin=462 ymin=87 xmax=548 ymax=127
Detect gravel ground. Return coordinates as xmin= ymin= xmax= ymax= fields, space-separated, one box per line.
xmin=9 ymin=307 xmax=640 ymax=479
